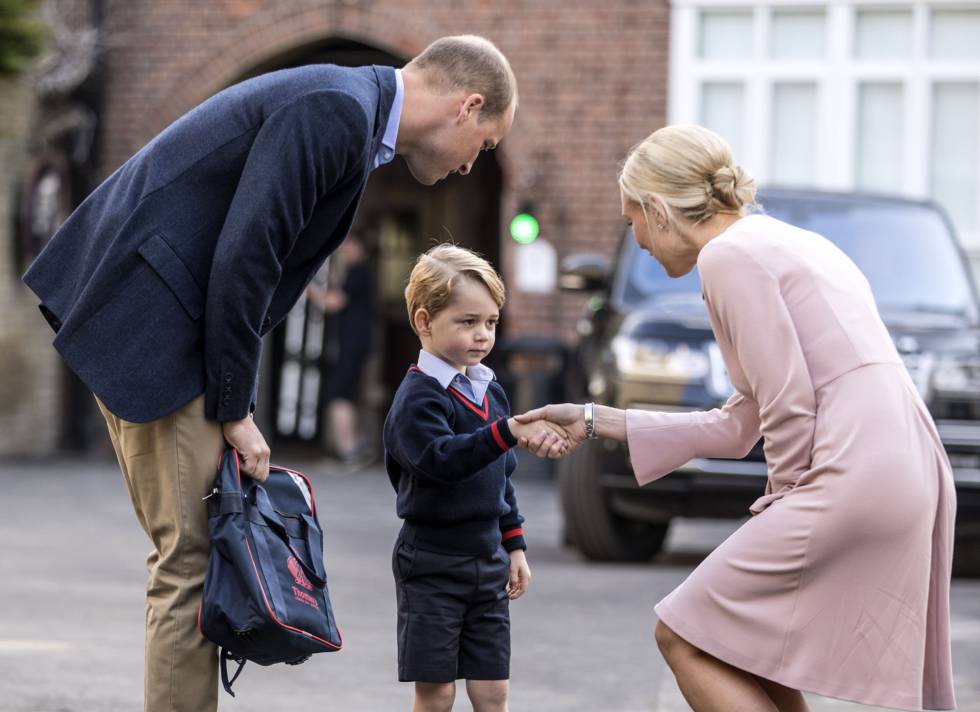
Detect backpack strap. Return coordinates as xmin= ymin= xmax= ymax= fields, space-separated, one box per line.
xmin=253 ymin=486 xmax=327 ymax=587
xmin=220 ymin=647 xmax=247 ymax=697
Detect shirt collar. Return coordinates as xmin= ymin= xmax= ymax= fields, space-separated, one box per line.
xmin=416 ymin=350 xmax=496 ymax=403
xmin=373 ymin=68 xmax=403 ymax=170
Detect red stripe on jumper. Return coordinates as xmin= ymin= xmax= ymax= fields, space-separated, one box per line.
xmin=491 ymin=420 xmax=510 ymax=451
xmin=502 ymin=528 xmax=524 ymax=541
xmin=448 ymin=387 xmax=489 ymax=421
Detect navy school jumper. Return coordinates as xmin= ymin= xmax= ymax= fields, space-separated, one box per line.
xmin=383 ymin=366 xmax=527 ymax=557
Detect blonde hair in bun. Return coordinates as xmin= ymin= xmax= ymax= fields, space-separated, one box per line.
xmin=619 ymin=124 xmax=757 ymax=225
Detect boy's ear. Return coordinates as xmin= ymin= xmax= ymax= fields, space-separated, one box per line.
xmin=413 ymin=308 xmax=431 ymax=336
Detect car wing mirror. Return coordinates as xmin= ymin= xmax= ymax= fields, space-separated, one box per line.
xmin=559 ymin=253 xmax=611 ymax=292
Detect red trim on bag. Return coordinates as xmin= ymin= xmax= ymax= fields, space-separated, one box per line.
xmin=502 ymin=528 xmax=524 ymax=541
xmin=269 ymin=465 xmax=317 ymax=517
xmin=197 ymin=603 xmax=204 ymax=637
xmin=243 ymin=536 xmax=342 ymax=651
xmin=491 ymin=420 xmax=510 ymax=451
xmin=448 ymin=388 xmax=489 ymax=420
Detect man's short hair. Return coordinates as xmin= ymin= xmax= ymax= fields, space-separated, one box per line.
xmin=406 ymin=35 xmax=517 ymax=120
xmin=404 ymin=243 xmax=506 ymax=335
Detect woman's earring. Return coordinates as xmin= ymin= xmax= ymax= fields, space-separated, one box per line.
xmin=658 ymin=223 xmax=666 ymax=231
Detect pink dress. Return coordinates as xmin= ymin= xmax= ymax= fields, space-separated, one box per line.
xmin=626 ymin=214 xmax=956 ymax=710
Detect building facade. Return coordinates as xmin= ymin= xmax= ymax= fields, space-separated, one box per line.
xmin=4 ymin=0 xmax=670 ymax=452
xmin=669 ymin=0 xmax=980 ymax=264
xmin=9 ymin=0 xmax=980 ymax=454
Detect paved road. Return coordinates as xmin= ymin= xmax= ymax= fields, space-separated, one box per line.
xmin=1 ymin=456 xmax=978 ymax=711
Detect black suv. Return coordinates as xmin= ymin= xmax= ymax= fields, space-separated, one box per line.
xmin=558 ymin=189 xmax=980 ymax=575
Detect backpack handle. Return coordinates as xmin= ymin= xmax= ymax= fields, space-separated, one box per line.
xmin=253 ymin=486 xmax=327 ymax=587
xmin=220 ymin=648 xmax=247 ymax=696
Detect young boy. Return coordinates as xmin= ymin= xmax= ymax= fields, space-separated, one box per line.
xmin=383 ymin=244 xmax=567 ymax=712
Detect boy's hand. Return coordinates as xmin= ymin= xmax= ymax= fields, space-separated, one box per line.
xmin=508 ymin=418 xmax=569 ymax=458
xmin=506 ymin=549 xmax=531 ymax=600
xmin=515 ymin=404 xmax=588 ymax=458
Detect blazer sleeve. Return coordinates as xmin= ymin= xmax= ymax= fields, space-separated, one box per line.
xmin=698 ymin=239 xmax=817 ymax=504
xmin=204 ymin=90 xmax=370 ymax=421
xmin=626 ymin=392 xmax=761 ymax=486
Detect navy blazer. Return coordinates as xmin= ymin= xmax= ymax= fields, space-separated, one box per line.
xmin=23 ymin=64 xmax=396 ymax=423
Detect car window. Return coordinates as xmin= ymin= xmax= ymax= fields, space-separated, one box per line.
xmin=617 ymin=197 xmax=978 ymax=322
xmin=615 ymin=230 xmax=702 ymax=306
xmin=762 ymin=197 xmax=977 ymax=320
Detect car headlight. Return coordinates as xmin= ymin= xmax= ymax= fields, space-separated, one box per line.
xmin=611 ymin=336 xmax=710 ymax=381
xmin=931 ymin=358 xmax=980 ymax=397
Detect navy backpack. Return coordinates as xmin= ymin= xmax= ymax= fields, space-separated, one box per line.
xmin=198 ymin=449 xmax=343 ymax=695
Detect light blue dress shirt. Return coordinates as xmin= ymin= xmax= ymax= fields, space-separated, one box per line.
xmin=416 ymin=350 xmax=496 ymax=406
xmin=372 ymin=68 xmax=403 ymax=170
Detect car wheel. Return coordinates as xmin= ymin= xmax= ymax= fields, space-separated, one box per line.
xmin=558 ymin=440 xmax=669 ymax=562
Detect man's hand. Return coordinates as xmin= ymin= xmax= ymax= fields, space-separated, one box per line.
xmin=507 ymin=418 xmax=569 ymax=458
xmin=221 ymin=416 xmax=271 ymax=481
xmin=514 ymin=404 xmax=588 ymax=458
xmin=506 ymin=549 xmax=531 ymax=600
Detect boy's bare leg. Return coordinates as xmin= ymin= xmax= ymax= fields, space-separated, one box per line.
xmin=656 ymin=621 xmax=779 ymax=712
xmin=754 ymin=676 xmax=812 ymax=712
xmin=413 ymin=682 xmax=456 ymax=712
xmin=466 ymin=679 xmax=508 ymax=712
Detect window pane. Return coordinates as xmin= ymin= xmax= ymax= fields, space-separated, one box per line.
xmin=856 ymin=83 xmax=904 ymax=193
xmin=931 ymin=83 xmax=979 ymax=234
xmin=770 ymin=10 xmax=825 ymax=60
xmin=931 ymin=10 xmax=980 ymax=60
xmin=701 ymin=82 xmax=745 ymax=161
xmin=699 ymin=10 xmax=753 ymax=60
xmin=770 ymin=83 xmax=818 ymax=186
xmin=855 ymin=10 xmax=913 ymax=60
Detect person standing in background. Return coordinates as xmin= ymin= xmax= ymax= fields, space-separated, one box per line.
xmin=308 ymin=232 xmax=376 ymax=465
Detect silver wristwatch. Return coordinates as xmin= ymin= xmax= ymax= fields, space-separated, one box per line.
xmin=584 ymin=402 xmax=598 ymax=439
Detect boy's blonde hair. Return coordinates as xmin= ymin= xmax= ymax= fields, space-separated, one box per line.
xmin=405 ymin=244 xmax=506 ymax=335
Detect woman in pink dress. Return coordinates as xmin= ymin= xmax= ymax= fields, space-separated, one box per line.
xmin=518 ymin=125 xmax=956 ymax=711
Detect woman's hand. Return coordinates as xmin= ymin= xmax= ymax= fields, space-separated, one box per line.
xmin=514 ymin=404 xmax=588 ymax=457
xmin=508 ymin=418 xmax=569 ymax=458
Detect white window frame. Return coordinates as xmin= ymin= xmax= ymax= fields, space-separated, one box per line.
xmin=670 ymin=0 xmax=980 ymax=254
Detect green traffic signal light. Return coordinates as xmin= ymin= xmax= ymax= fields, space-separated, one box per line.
xmin=510 ymin=213 xmax=539 ymax=244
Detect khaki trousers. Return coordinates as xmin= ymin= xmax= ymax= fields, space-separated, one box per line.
xmin=96 ymin=394 xmax=224 ymax=712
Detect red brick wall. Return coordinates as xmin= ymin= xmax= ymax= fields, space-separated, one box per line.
xmin=99 ymin=0 xmax=669 ymax=341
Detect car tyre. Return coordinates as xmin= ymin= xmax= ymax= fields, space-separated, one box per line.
xmin=559 ymin=440 xmax=668 ymax=561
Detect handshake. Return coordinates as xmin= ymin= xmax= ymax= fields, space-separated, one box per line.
xmin=506 ymin=403 xmax=590 ymax=459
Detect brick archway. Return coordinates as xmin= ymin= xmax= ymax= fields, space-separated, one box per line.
xmin=153 ymin=4 xmax=440 ymax=132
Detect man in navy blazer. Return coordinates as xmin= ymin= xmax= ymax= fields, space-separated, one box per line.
xmin=23 ymin=35 xmax=516 ymax=712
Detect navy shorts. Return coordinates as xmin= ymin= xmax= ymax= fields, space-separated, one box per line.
xmin=392 ymin=538 xmax=511 ymax=682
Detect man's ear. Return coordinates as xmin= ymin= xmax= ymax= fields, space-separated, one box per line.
xmin=458 ymin=93 xmax=485 ymax=123
xmin=413 ymin=308 xmax=432 ymax=336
